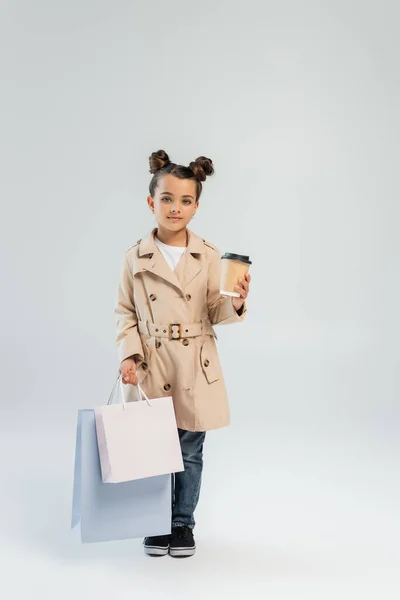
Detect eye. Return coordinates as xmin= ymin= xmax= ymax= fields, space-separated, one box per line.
xmin=161 ymin=196 xmax=171 ymax=203
xmin=183 ymin=200 xmax=192 ymax=205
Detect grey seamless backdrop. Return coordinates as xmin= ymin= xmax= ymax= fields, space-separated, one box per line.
xmin=0 ymin=1 xmax=399 ymax=598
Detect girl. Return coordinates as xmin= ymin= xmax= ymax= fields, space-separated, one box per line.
xmin=115 ymin=149 xmax=251 ymax=558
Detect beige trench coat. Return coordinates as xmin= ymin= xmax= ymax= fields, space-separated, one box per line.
xmin=114 ymin=227 xmax=247 ymax=432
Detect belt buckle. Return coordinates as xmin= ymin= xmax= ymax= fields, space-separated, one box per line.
xmin=168 ymin=323 xmax=182 ymax=340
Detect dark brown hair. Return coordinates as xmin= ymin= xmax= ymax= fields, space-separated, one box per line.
xmin=148 ymin=149 xmax=214 ymax=201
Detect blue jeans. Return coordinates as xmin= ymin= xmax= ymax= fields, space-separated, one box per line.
xmin=171 ymin=428 xmax=206 ymax=530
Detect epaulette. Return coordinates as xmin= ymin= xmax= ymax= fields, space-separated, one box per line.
xmin=125 ymin=239 xmax=141 ymax=253
xmin=202 ymin=238 xmax=219 ymax=252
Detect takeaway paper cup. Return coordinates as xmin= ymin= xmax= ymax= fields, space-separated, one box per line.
xmin=220 ymin=252 xmax=252 ymax=297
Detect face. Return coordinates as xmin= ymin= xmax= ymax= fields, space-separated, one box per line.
xmin=147 ymin=174 xmax=198 ymax=232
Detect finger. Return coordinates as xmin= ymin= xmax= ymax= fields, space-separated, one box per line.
xmin=240 ymin=276 xmax=249 ymax=289
xmin=234 ymin=285 xmax=248 ymax=297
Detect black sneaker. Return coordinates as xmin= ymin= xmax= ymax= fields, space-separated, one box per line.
xmin=143 ymin=534 xmax=170 ymax=556
xmin=169 ymin=526 xmax=196 ymax=558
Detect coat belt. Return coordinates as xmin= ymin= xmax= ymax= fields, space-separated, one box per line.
xmin=138 ymin=318 xmax=215 ymax=340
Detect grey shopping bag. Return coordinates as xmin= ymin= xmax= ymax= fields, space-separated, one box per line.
xmin=71 ymin=409 xmax=171 ymax=543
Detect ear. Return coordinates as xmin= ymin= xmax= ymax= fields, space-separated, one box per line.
xmin=147 ymin=195 xmax=155 ymax=212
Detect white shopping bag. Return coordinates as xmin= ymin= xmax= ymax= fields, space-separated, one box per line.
xmin=94 ymin=373 xmax=184 ymax=483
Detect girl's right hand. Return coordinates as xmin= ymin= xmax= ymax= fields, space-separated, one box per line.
xmin=120 ymin=358 xmax=138 ymax=386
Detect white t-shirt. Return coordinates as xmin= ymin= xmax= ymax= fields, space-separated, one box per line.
xmin=154 ymin=236 xmax=186 ymax=271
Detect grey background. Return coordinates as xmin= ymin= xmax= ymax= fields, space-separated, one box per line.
xmin=0 ymin=1 xmax=399 ymax=598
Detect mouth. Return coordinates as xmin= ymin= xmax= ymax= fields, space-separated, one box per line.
xmin=168 ymin=217 xmax=183 ymax=221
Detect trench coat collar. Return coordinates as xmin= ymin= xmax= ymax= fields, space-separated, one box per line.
xmin=137 ymin=227 xmax=205 ymax=294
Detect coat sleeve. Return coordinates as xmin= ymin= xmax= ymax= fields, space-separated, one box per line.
xmin=206 ymin=247 xmax=248 ymax=326
xmin=114 ymin=253 xmax=145 ymax=364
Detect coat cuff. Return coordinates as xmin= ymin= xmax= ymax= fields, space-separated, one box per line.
xmin=118 ymin=332 xmax=144 ymax=365
xmin=210 ymin=295 xmax=248 ymax=325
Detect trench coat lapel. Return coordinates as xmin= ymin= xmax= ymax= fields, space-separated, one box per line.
xmin=175 ymin=229 xmax=204 ymax=289
xmin=136 ymin=228 xmax=204 ymax=294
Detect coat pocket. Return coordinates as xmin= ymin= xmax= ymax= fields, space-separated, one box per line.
xmin=200 ymin=338 xmax=220 ymax=384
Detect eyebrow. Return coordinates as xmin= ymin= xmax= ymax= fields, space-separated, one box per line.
xmin=160 ymin=192 xmax=194 ymax=199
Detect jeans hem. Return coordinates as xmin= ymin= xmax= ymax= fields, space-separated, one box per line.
xmin=172 ymin=522 xmax=195 ymax=530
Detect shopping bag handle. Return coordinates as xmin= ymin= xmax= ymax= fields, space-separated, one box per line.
xmin=107 ymin=370 xmax=151 ymax=407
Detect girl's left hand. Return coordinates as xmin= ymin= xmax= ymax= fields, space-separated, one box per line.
xmin=232 ymin=273 xmax=251 ymax=312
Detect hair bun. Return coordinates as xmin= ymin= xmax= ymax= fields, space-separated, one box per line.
xmin=149 ymin=149 xmax=171 ymax=174
xmin=189 ymin=156 xmax=214 ymax=182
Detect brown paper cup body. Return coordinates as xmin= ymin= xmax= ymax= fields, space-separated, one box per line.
xmin=220 ymin=258 xmax=250 ymax=297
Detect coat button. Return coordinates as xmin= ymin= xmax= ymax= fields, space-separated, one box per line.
xmin=204 ymin=359 xmax=210 ymax=367
xmin=164 ymin=383 xmax=171 ymax=391
xmin=149 ymin=294 xmax=157 ymax=301
xmin=186 ymin=294 xmax=191 ymax=301
xmin=142 ymin=362 xmax=148 ymax=370
xmin=155 ymin=341 xmax=161 ymax=349
xmin=182 ymin=338 xmax=189 ymax=346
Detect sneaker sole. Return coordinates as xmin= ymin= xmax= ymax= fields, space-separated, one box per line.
xmin=144 ymin=546 xmax=169 ymax=557
xmin=169 ymin=546 xmax=196 ymax=558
